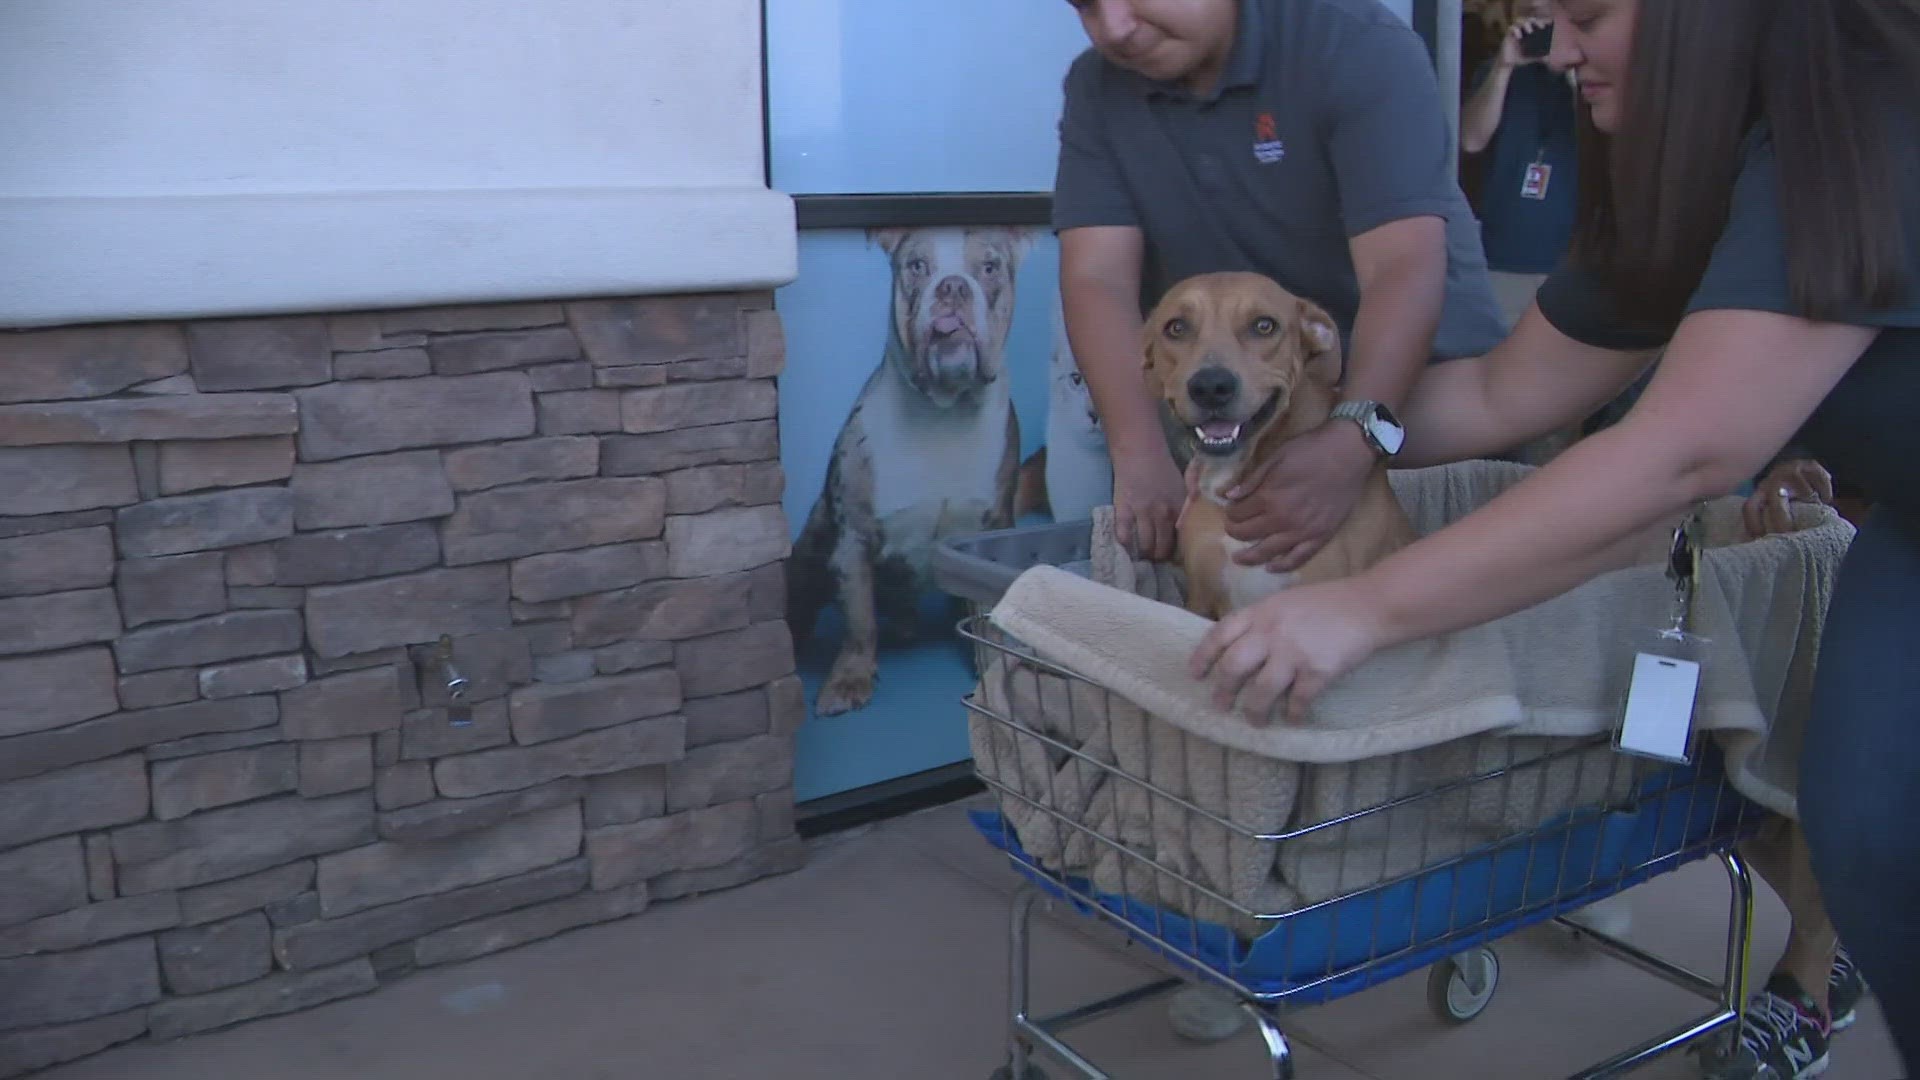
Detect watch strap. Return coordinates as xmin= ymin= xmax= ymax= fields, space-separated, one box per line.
xmin=1329 ymin=400 xmax=1375 ymax=425
xmin=1330 ymin=399 xmax=1392 ymax=457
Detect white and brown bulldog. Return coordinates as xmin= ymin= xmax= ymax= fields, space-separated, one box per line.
xmin=788 ymin=226 xmax=1031 ymax=716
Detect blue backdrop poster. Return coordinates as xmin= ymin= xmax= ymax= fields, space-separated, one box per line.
xmin=767 ymin=2 xmax=1106 ymax=802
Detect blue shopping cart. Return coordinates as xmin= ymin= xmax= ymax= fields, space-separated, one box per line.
xmin=934 ymin=520 xmax=1767 ymax=1080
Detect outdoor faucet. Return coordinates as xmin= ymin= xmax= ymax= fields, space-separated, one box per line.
xmin=431 ymin=634 xmax=473 ymax=726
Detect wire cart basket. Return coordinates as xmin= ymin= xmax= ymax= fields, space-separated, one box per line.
xmin=933 ymin=520 xmax=1768 ymax=1080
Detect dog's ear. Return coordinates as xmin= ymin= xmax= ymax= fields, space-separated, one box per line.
xmin=997 ymin=226 xmax=1036 ymax=266
xmin=1297 ymin=302 xmax=1343 ymax=387
xmin=964 ymin=226 xmax=1036 ymax=269
xmin=1139 ymin=320 xmax=1162 ymax=376
xmin=866 ymin=227 xmax=910 ymax=256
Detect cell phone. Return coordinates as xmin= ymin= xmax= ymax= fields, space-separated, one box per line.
xmin=1518 ymin=22 xmax=1554 ymax=59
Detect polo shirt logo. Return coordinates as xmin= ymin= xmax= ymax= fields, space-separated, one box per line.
xmin=1253 ymin=110 xmax=1286 ymax=165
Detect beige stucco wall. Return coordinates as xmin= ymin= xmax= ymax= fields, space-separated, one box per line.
xmin=0 ymin=0 xmax=797 ymax=328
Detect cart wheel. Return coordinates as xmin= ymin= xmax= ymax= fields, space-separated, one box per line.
xmin=1427 ymin=947 xmax=1500 ymax=1024
xmin=990 ymin=1062 xmax=1049 ymax=1080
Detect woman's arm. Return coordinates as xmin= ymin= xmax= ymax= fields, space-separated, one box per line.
xmin=1393 ymin=303 xmax=1657 ymax=468
xmin=1369 ymin=308 xmax=1876 ymax=645
xmin=1460 ymin=18 xmax=1547 ymax=155
xmin=1193 ymin=308 xmax=1878 ymax=720
xmin=1459 ymin=61 xmax=1516 ymax=156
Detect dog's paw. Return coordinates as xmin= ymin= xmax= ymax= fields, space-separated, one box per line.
xmin=816 ymin=659 xmax=878 ymax=716
xmin=815 ymin=678 xmax=874 ymax=716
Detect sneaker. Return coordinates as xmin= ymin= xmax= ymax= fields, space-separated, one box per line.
xmin=1828 ymin=946 xmax=1867 ymax=1033
xmin=1697 ymin=974 xmax=1831 ymax=1079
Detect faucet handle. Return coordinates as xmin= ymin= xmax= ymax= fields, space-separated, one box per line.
xmin=429 ymin=633 xmax=469 ymax=702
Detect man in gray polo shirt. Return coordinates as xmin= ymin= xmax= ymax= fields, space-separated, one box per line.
xmin=1055 ymin=0 xmax=1508 ymax=569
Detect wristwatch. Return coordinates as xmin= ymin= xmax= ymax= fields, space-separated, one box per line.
xmin=1329 ymin=399 xmax=1406 ymax=459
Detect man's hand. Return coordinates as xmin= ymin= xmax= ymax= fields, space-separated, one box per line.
xmin=1112 ymin=446 xmax=1186 ymax=561
xmin=1222 ymin=420 xmax=1377 ymax=571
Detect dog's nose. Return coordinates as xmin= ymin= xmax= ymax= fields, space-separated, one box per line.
xmin=1186 ymin=366 xmax=1240 ymax=412
xmin=935 ymin=276 xmax=973 ymax=304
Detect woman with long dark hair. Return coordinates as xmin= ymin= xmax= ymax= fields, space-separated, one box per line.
xmin=1187 ymin=0 xmax=1920 ymax=1075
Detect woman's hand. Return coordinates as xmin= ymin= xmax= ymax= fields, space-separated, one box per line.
xmin=1188 ymin=577 xmax=1389 ymax=725
xmin=1742 ymin=457 xmax=1833 ymax=538
xmin=1498 ymin=16 xmax=1549 ymax=70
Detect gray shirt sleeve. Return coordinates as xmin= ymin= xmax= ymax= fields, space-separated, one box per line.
xmin=1052 ymin=50 xmax=1140 ymax=233
xmin=1319 ymin=23 xmax=1464 ymax=239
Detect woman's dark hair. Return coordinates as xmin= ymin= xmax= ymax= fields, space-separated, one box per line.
xmin=1572 ymin=0 xmax=1920 ymax=327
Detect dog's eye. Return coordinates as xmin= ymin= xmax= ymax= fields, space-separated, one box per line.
xmin=907 ymin=258 xmax=929 ymax=276
xmin=1251 ymin=316 xmax=1278 ymax=336
xmin=980 ymin=259 xmax=1000 ymax=276
xmin=1069 ymin=372 xmax=1083 ymax=386
xmin=1163 ymin=317 xmax=1189 ymax=339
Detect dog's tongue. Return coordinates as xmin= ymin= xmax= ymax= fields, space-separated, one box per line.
xmin=1198 ymin=420 xmax=1240 ymax=442
xmin=931 ymin=313 xmax=964 ymax=335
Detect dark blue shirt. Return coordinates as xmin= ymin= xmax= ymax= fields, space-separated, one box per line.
xmin=1471 ymin=62 xmax=1581 ymax=275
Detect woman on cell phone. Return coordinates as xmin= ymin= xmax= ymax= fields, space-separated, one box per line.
xmin=1190 ymin=1 xmax=1920 ymax=1076
xmin=1459 ymin=0 xmax=1582 ymax=330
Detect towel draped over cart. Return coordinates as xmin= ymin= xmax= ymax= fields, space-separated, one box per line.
xmin=966 ymin=461 xmax=1853 ymax=937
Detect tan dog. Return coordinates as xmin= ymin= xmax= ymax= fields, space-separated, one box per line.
xmin=1141 ymin=271 xmax=1417 ymax=620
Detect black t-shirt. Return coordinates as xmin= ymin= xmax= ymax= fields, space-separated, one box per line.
xmin=1537 ymin=123 xmax=1920 ymax=530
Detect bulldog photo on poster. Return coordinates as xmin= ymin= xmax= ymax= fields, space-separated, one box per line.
xmin=789 ymin=225 xmax=1033 ymax=717
xmin=781 ymin=223 xmax=1116 ymax=734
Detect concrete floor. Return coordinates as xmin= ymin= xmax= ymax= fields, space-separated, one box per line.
xmin=43 ymin=796 xmax=1902 ymax=1080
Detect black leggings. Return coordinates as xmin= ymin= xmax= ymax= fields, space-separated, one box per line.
xmin=1798 ymin=510 xmax=1920 ymax=1072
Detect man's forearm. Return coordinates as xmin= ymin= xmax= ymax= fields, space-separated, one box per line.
xmin=1338 ymin=249 xmax=1445 ymax=416
xmin=1395 ymin=318 xmax=1655 ymax=469
xmin=1061 ymin=278 xmax=1166 ymax=456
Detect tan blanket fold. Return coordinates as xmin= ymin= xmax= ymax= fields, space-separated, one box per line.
xmin=964 ymin=460 xmax=1852 ymax=938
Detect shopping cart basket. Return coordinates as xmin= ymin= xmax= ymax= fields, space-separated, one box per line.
xmin=934 ymin=520 xmax=1768 ymax=1080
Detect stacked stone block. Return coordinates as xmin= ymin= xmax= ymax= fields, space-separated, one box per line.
xmin=0 ymin=293 xmax=802 ymax=1076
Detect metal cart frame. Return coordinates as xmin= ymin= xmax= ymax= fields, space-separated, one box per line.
xmin=957 ymin=616 xmax=1763 ymax=1080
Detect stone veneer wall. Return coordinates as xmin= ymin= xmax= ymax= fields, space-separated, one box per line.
xmin=0 ymin=293 xmax=802 ymax=1076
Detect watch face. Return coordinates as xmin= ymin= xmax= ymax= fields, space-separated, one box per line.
xmin=1371 ymin=417 xmax=1406 ymax=455
xmin=1336 ymin=402 xmax=1405 ymax=456
xmin=1364 ymin=404 xmax=1405 ymax=456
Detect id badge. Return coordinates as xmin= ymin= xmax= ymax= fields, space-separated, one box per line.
xmin=1521 ymin=161 xmax=1552 ymax=200
xmin=1614 ymin=512 xmax=1710 ymax=764
xmin=1615 ymin=627 xmax=1708 ymax=764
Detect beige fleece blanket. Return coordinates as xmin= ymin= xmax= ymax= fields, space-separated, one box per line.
xmin=965 ymin=460 xmax=1852 ymax=937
